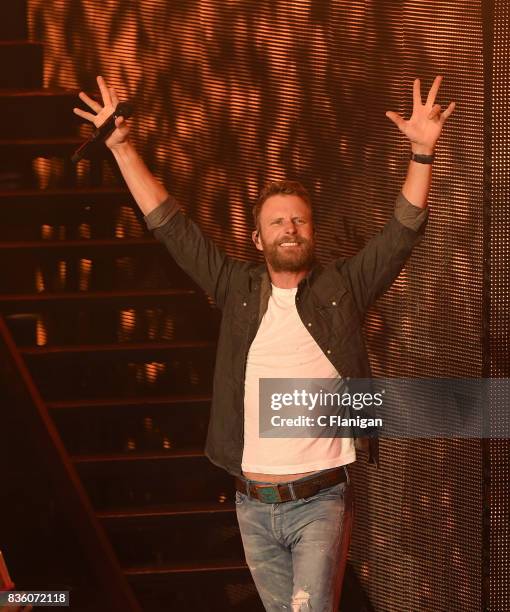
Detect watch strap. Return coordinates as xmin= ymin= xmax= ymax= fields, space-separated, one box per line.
xmin=410 ymin=151 xmax=435 ymax=164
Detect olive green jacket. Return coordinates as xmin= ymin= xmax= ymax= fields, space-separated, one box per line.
xmin=145 ymin=192 xmax=428 ymax=477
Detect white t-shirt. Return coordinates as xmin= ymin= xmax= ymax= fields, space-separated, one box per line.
xmin=241 ymin=284 xmax=356 ymax=474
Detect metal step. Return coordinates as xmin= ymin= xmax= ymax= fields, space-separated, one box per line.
xmin=97 ymin=501 xmax=235 ymax=520
xmin=47 ymin=393 xmax=212 ymax=410
xmin=72 ymin=448 xmax=205 ymax=464
xmin=0 ymin=289 xmax=220 ymax=346
xmin=6 ymin=301 xmax=217 ymax=348
xmin=0 ymin=137 xmax=83 ymax=159
xmin=126 ymin=566 xmax=263 ymax=612
xmin=51 ymin=397 xmax=210 ymax=455
xmin=20 ymin=339 xmax=215 ymax=357
xmin=0 ymin=186 xmax=132 ymax=207
xmin=102 ymin=508 xmax=244 ymax=567
xmin=0 ymin=137 xmax=85 ymax=190
xmin=0 ymin=89 xmax=79 ymax=137
xmin=0 ymin=288 xmax=199 ymax=311
xmin=0 ymin=42 xmax=43 ymax=88
xmin=124 ymin=559 xmax=248 ymax=576
xmin=0 ymin=2 xmax=28 ymax=40
xmin=23 ymin=339 xmax=215 ymax=401
xmin=0 ymin=187 xmax=139 ymax=240
xmin=76 ymin=455 xmax=231 ymax=510
xmin=0 ymin=237 xmax=158 ymax=252
xmin=0 ymin=248 xmax=197 ymax=293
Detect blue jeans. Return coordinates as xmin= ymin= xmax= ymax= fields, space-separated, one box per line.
xmin=235 ymin=467 xmax=354 ymax=611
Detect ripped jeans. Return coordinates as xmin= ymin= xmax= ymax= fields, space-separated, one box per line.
xmin=235 ymin=467 xmax=354 ymax=611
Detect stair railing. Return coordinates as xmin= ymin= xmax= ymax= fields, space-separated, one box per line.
xmin=0 ymin=315 xmax=141 ymax=611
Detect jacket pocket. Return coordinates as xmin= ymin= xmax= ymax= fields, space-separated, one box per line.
xmin=317 ymin=288 xmax=360 ymax=330
xmin=227 ymin=291 xmax=252 ymax=334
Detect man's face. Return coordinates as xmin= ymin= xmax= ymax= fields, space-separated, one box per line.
xmin=252 ymin=194 xmax=315 ymax=273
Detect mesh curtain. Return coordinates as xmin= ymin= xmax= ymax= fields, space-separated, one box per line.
xmin=27 ymin=1 xmax=508 ymax=610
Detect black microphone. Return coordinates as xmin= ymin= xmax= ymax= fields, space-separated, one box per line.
xmin=71 ymin=100 xmax=134 ymax=163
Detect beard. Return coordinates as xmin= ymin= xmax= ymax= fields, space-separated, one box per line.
xmin=261 ymin=235 xmax=316 ymax=273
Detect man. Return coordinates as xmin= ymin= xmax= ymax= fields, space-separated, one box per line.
xmin=74 ymin=75 xmax=454 ymax=611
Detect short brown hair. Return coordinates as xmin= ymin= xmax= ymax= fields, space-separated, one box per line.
xmin=252 ymin=179 xmax=312 ymax=229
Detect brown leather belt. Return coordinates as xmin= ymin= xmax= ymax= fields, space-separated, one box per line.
xmin=235 ymin=466 xmax=348 ymax=504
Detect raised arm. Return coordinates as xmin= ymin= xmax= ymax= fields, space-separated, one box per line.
xmin=341 ymin=76 xmax=455 ymax=313
xmin=386 ymin=75 xmax=456 ymax=209
xmin=73 ymin=76 xmax=248 ymax=307
xmin=73 ymin=75 xmax=168 ymax=215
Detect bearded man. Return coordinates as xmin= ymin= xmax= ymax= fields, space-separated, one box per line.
xmin=74 ymin=74 xmax=454 ymax=611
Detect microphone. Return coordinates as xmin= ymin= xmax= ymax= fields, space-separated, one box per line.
xmin=71 ymin=100 xmax=134 ymax=163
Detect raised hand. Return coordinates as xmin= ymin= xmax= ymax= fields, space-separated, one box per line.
xmin=73 ymin=75 xmax=130 ymax=150
xmin=385 ymin=76 xmax=455 ymax=155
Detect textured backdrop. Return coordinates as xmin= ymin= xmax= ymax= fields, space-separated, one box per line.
xmin=27 ymin=2 xmax=493 ymax=610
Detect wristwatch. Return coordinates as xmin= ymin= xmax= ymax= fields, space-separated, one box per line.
xmin=410 ymin=151 xmax=435 ymax=164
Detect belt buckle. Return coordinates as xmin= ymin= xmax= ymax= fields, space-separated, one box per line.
xmin=256 ymin=484 xmax=281 ymax=503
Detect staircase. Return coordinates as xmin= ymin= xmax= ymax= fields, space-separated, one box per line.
xmin=0 ymin=2 xmax=262 ymax=610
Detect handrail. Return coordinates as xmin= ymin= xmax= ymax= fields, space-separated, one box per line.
xmin=0 ymin=315 xmax=141 ymax=611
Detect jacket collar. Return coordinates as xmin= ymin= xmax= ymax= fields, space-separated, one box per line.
xmin=249 ymin=261 xmax=325 ymax=326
